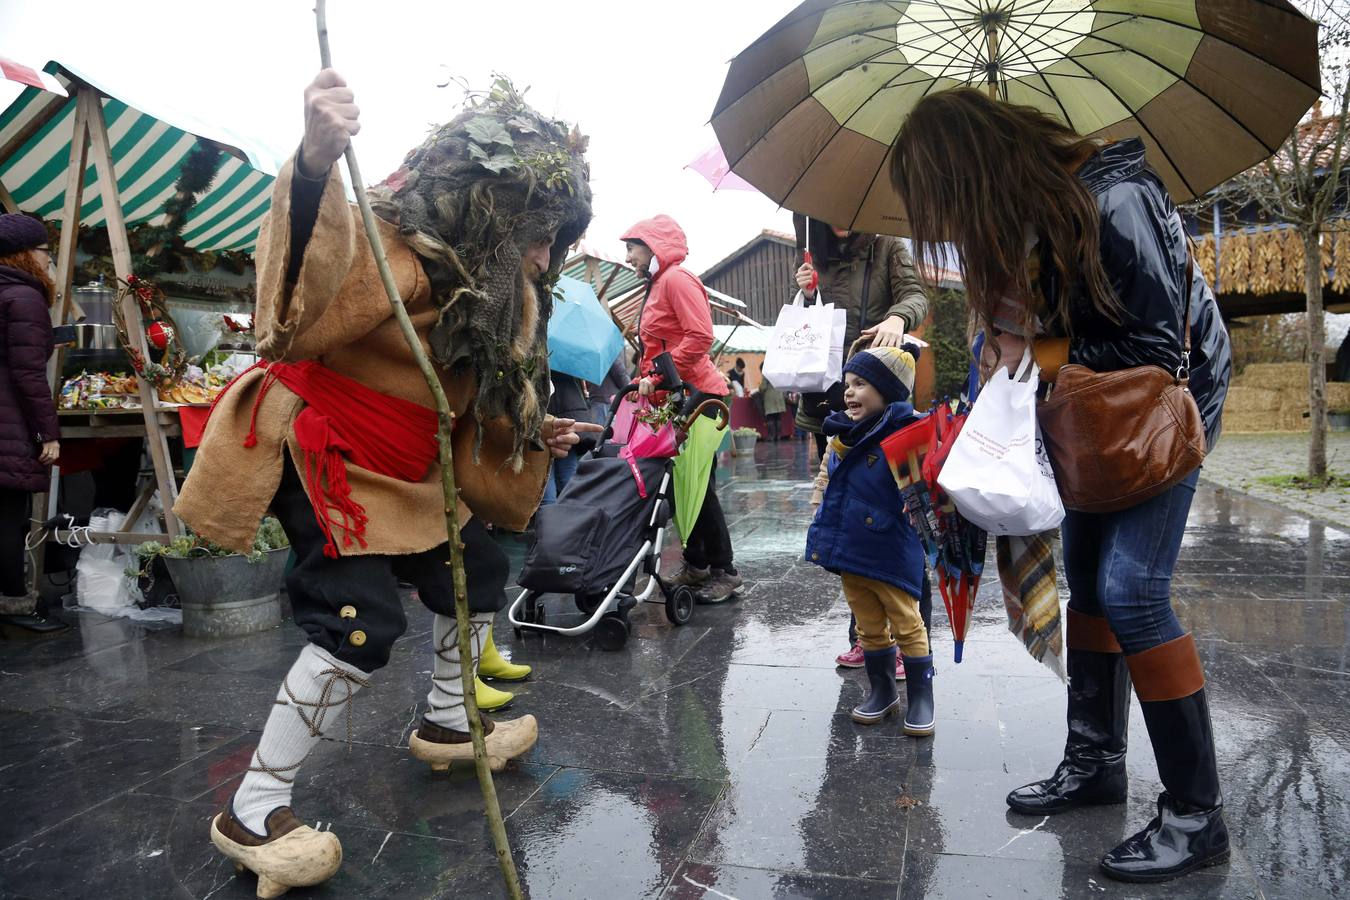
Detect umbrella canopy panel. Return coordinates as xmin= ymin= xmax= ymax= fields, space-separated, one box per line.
xmin=712 ymin=0 xmax=1321 ymax=235
xmin=0 ymin=62 xmax=278 ymax=253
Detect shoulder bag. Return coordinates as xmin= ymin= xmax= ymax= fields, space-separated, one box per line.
xmin=1035 ymin=255 xmax=1206 ymax=514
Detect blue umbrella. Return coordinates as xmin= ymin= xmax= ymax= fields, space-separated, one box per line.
xmin=548 ymin=275 xmax=626 ymax=384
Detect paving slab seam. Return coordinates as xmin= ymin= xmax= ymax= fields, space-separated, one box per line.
xmin=661 ymin=781 xmax=734 ymax=898
xmin=501 ymin=764 xmax=564 ymax=822
xmin=1 ymin=726 xmax=252 ymax=855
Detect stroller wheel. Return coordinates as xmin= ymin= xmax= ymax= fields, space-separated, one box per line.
xmin=665 ymin=586 xmax=695 ymax=626
xmin=594 ymin=615 xmax=629 ymax=651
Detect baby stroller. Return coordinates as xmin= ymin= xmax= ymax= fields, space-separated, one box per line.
xmin=508 ymin=354 xmax=729 ymax=651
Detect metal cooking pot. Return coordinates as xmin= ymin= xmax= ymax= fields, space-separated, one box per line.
xmin=71 ymin=323 xmax=121 ymax=351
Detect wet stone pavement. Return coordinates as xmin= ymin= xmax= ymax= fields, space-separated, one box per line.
xmin=2 ymin=441 xmax=1349 ymax=899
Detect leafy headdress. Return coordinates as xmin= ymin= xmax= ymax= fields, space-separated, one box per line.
xmin=368 ymin=78 xmax=592 ymax=468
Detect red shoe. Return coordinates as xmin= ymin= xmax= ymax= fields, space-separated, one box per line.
xmin=896 ymin=655 xmax=907 ymax=681
xmin=835 ymin=643 xmax=865 ymax=668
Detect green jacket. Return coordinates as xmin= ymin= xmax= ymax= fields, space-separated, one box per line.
xmin=796 ymin=235 xmax=929 ymax=432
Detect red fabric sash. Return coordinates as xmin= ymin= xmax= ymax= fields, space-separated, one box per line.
xmin=214 ymin=360 xmax=438 ymax=558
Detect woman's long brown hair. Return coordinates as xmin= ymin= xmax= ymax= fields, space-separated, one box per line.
xmin=889 ymin=89 xmax=1121 ymax=349
xmin=0 ymin=249 xmax=55 ymax=307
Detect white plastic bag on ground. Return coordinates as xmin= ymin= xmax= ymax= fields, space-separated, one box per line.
xmin=938 ymin=350 xmax=1064 ymax=536
xmin=761 ymin=291 xmax=847 ymax=393
xmin=75 ymin=496 xmax=161 ymax=609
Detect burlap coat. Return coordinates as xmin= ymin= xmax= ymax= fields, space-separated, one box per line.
xmin=175 ymin=158 xmax=549 ymax=555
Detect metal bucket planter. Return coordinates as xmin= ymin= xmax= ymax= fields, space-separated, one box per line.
xmin=732 ymin=432 xmax=759 ymax=453
xmin=165 ymin=548 xmax=288 ymax=638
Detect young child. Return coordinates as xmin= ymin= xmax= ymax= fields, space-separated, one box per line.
xmin=806 ymin=346 xmax=935 ymax=736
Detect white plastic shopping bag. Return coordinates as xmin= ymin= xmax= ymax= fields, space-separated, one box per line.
xmin=938 ymin=350 xmax=1064 ymax=536
xmin=761 ymin=291 xmax=847 ymax=393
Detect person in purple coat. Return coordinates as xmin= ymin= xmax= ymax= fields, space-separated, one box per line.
xmin=0 ymin=213 xmax=65 ymax=635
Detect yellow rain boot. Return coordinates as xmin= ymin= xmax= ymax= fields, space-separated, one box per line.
xmin=477 ymin=626 xmax=531 ymax=682
xmin=476 ymin=676 xmax=514 ymax=711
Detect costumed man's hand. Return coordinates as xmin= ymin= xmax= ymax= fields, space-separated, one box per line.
xmin=299 ymin=69 xmax=361 ymax=178
xmin=859 ymin=315 xmax=908 ymax=349
xmin=542 ymin=417 xmax=605 ymax=459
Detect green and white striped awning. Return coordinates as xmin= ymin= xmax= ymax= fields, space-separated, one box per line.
xmin=0 ymin=61 xmax=280 ymax=254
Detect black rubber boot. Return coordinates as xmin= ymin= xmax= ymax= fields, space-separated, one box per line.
xmin=851 ymin=647 xmax=899 ymax=724
xmin=901 ymin=654 xmax=935 ymax=736
xmin=1007 ymin=647 xmax=1130 ymax=814
xmin=1101 ymin=687 xmax=1229 ymax=883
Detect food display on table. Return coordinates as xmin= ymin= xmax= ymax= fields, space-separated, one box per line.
xmin=59 ymin=357 xmax=251 ymax=411
xmin=59 ymin=371 xmax=142 ymax=410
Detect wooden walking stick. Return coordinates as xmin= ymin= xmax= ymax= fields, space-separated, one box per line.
xmin=313 ymin=4 xmax=524 ymax=897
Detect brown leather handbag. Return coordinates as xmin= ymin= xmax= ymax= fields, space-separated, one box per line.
xmin=1036 ymin=258 xmax=1206 ymax=514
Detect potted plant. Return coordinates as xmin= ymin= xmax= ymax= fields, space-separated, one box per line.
xmin=732 ymin=426 xmax=760 ymax=453
xmin=130 ymin=517 xmax=290 ymax=638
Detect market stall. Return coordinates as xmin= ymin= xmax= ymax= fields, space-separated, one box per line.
xmin=0 ymin=60 xmax=276 ymax=586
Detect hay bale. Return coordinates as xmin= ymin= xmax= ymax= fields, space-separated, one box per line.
xmin=1235 ymin=362 xmax=1310 ymax=390
xmin=1328 ymin=382 xmax=1350 ymax=412
xmin=1223 ymin=384 xmax=1306 ymax=432
xmin=1224 ymin=385 xmax=1282 ymax=412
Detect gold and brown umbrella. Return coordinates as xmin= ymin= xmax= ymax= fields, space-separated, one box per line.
xmin=711 ymin=0 xmax=1321 ymax=235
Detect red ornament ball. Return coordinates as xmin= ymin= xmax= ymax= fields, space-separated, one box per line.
xmin=146 ymin=320 xmax=172 ymax=351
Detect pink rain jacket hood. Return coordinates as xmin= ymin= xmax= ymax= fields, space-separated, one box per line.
xmin=621 ymin=215 xmax=725 ymax=396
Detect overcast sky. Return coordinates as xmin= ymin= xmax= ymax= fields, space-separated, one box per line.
xmin=0 ymin=0 xmax=800 ymax=274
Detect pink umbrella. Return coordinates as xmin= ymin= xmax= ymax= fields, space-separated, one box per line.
xmin=0 ymin=58 xmax=67 ymax=97
xmin=687 ymin=143 xmax=819 ymax=289
xmin=686 ymin=143 xmax=757 ymax=192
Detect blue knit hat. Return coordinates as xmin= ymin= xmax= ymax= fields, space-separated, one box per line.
xmin=842 ymin=345 xmax=919 ymax=405
xmin=0 ymin=214 xmax=48 ymax=256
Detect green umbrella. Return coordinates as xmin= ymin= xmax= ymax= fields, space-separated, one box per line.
xmin=712 ymin=0 xmax=1320 ymax=234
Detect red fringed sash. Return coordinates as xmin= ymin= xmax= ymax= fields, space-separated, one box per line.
xmin=213 ymin=360 xmax=438 ymax=558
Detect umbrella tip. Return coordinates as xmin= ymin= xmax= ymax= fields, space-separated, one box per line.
xmin=953 ymin=641 xmax=964 ymax=664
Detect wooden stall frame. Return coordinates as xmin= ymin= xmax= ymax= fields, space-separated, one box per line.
xmin=2 ymin=79 xmax=185 ymax=595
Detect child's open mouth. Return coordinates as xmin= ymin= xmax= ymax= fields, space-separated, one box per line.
xmin=845 ymin=402 xmax=863 ymax=417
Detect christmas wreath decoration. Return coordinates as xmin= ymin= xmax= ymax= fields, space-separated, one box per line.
xmin=113 ymin=274 xmax=187 ymax=387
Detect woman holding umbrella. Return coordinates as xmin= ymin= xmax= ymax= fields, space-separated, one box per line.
xmin=891 ymin=89 xmax=1232 ymax=884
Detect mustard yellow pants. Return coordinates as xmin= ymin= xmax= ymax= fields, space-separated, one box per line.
xmin=842 ymin=572 xmax=929 ymax=657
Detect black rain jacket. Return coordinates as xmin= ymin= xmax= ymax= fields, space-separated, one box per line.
xmin=1041 ymin=138 xmax=1232 ymax=450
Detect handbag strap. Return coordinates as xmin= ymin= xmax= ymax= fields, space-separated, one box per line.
xmin=1178 ymin=248 xmax=1194 ymax=385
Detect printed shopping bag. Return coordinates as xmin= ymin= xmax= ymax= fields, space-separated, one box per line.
xmin=762 ymin=291 xmax=847 ymax=393
xmin=937 ymin=349 xmax=1064 ymax=536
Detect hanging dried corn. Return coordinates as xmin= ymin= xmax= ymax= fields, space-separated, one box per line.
xmin=1281 ymin=228 xmax=1304 ymax=293
xmin=1255 ymin=229 xmax=1282 ymax=294
xmin=1221 ymin=230 xmax=1249 ymax=293
xmin=1321 ymin=232 xmax=1335 ymax=289
xmin=1196 ymin=234 xmax=1217 ymax=286
xmin=1334 ymin=230 xmax=1350 ymax=292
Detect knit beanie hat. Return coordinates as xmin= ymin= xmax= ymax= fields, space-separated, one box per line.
xmin=842 ymin=344 xmax=919 ymax=405
xmin=0 ymin=214 xmax=48 ymax=255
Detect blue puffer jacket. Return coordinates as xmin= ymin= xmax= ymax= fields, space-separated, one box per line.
xmin=805 ymin=403 xmax=926 ymax=597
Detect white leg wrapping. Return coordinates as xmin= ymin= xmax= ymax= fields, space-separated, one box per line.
xmin=424 ymin=611 xmax=493 ymax=731
xmin=232 ymin=644 xmax=371 ymax=835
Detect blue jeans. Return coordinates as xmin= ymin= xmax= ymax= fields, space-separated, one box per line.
xmin=1061 ymin=470 xmax=1199 ymax=655
xmin=540 ymin=451 xmax=581 ymax=505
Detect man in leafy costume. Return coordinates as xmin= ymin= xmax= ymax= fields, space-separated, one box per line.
xmin=176 ymin=70 xmax=594 ymax=897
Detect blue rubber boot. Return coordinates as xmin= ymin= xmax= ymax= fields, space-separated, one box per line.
xmin=902 ymin=654 xmax=935 ymax=736
xmin=851 ymin=647 xmax=900 ymax=724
